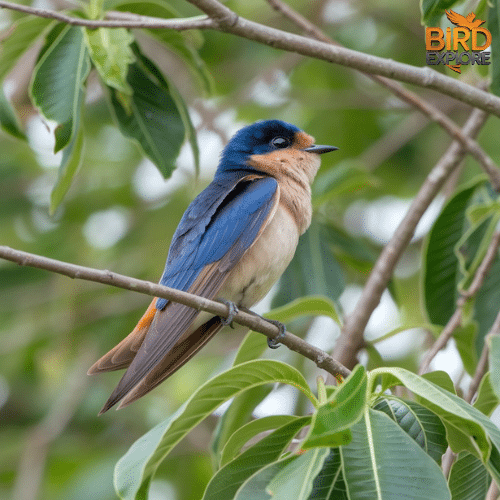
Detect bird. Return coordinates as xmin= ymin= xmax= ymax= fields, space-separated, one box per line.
xmin=445 ymin=10 xmax=485 ymax=29
xmin=88 ymin=120 xmax=337 ymax=414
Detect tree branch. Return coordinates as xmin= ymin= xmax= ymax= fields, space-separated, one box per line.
xmin=264 ymin=0 xmax=500 ymax=192
xmin=0 ymin=246 xmax=351 ymax=380
xmin=1 ymin=0 xmax=500 ymax=117
xmin=419 ymin=230 xmax=500 ymax=374
xmin=0 ymin=1 xmax=214 ymax=29
xmin=186 ymin=0 xmax=500 ymax=117
xmin=333 ymin=108 xmax=489 ymax=369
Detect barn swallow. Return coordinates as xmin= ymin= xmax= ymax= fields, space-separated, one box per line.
xmin=88 ymin=120 xmax=337 ymax=414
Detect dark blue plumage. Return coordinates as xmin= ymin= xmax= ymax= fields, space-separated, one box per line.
xmin=157 ymin=176 xmax=277 ymax=309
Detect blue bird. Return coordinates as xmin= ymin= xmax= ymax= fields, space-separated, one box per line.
xmin=88 ymin=120 xmax=337 ymax=413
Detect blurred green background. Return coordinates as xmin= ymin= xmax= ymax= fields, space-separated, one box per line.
xmin=0 ymin=0 xmax=497 ymax=498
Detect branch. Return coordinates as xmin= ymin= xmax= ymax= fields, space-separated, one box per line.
xmin=264 ymin=0 xmax=500 ymax=192
xmin=419 ymin=230 xmax=500 ymax=375
xmin=186 ymin=0 xmax=500 ymax=117
xmin=1 ymin=0 xmax=500 ymax=117
xmin=0 ymin=1 xmax=214 ymax=29
xmin=333 ymin=108 xmax=489 ymax=368
xmin=0 ymin=246 xmax=351 ymax=380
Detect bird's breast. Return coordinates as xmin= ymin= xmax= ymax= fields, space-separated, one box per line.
xmin=219 ymin=203 xmax=300 ymax=308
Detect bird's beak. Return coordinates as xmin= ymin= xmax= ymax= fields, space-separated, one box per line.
xmin=302 ymin=145 xmax=339 ymax=154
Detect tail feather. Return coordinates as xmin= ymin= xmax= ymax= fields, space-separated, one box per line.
xmin=87 ymin=299 xmax=157 ymax=374
xmin=99 ymin=316 xmax=223 ymax=414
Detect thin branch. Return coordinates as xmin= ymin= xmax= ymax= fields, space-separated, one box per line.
xmin=265 ymin=0 xmax=500 ymax=189
xmin=486 ymin=480 xmax=499 ymax=500
xmin=0 ymin=1 xmax=214 ymax=28
xmin=419 ymin=230 xmax=500 ymax=375
xmin=333 ymin=108 xmax=489 ymax=369
xmin=0 ymin=246 xmax=351 ymax=380
xmin=186 ymin=0 xmax=500 ymax=117
xmin=1 ymin=0 xmax=500 ymax=117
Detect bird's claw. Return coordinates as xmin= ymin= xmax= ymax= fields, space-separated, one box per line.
xmin=218 ymin=299 xmax=239 ymax=328
xmin=266 ymin=319 xmax=286 ymax=349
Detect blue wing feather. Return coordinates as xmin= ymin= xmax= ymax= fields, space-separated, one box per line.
xmin=156 ymin=175 xmax=278 ymax=309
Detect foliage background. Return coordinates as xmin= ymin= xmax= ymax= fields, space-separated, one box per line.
xmin=0 ymin=0 xmax=499 ymax=499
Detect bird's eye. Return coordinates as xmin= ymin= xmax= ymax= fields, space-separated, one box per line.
xmin=271 ymin=137 xmax=290 ymax=148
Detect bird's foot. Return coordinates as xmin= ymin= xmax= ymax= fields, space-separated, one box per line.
xmin=265 ymin=319 xmax=287 ymax=349
xmin=218 ymin=299 xmax=239 ymax=328
xmin=239 ymin=307 xmax=287 ymax=349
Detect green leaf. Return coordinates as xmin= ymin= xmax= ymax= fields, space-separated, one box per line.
xmin=422 ymin=178 xmax=485 ymax=328
xmin=0 ymin=87 xmax=25 ymax=139
xmin=490 ymin=0 xmax=500 ymax=96
xmin=421 ymin=371 xmax=456 ymax=394
xmin=467 ymin=201 xmax=500 ymax=225
xmin=234 ymin=456 xmax=296 ymax=500
xmin=203 ymin=417 xmax=310 ymax=500
xmin=309 ymin=449 xmax=348 ymax=500
xmin=130 ymin=42 xmax=200 ymax=174
xmin=84 ymin=28 xmax=135 ymax=94
xmin=50 ymin=124 xmax=85 ymax=214
xmin=111 ymin=0 xmax=214 ymax=94
xmin=272 ymin=221 xmax=344 ymax=308
xmin=267 ymin=448 xmax=330 ymax=500
xmin=303 ymin=365 xmax=367 ymax=448
xmin=454 ymin=323 xmax=479 ymax=376
xmin=420 ymin=0 xmax=462 ymax=26
xmin=233 ymin=331 xmax=268 ymax=366
xmin=30 ymin=25 xmax=90 ymax=152
xmin=0 ymin=16 xmax=54 ymax=82
xmin=340 ymin=409 xmax=451 ymax=499
xmin=109 ymin=61 xmax=184 ymax=178
xmin=373 ymin=397 xmax=448 ymax=463
xmin=371 ymin=367 xmax=489 ymax=459
xmin=211 ymin=385 xmax=272 ymax=468
xmin=488 ymin=335 xmax=500 ymax=400
xmin=267 ymin=296 xmax=342 ymax=327
xmin=220 ymin=415 xmax=299 ymax=467
xmin=448 ymin=452 xmax=490 ymax=500
xmin=473 ymin=372 xmax=499 ymax=416
xmin=114 ymin=360 xmax=317 ymax=500
xmin=475 ymin=256 xmax=500 ymax=353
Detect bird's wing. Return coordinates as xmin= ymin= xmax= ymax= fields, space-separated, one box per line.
xmin=95 ymin=175 xmax=279 ymax=412
xmin=445 ymin=10 xmax=467 ymax=26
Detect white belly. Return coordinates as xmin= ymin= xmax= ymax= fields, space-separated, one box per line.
xmin=218 ymin=204 xmax=299 ymax=308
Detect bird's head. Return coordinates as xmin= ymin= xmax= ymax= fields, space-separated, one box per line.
xmin=216 ymin=120 xmax=337 ymax=183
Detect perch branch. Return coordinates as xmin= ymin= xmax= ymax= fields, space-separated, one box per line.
xmin=0 ymin=246 xmax=351 ymax=380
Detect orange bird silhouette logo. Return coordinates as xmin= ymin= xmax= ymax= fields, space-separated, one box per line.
xmin=445 ymin=10 xmax=486 ymax=29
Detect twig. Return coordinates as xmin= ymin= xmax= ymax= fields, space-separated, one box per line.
xmin=333 ymin=108 xmax=489 ymax=369
xmin=265 ymin=0 xmax=500 ymax=189
xmin=1 ymin=0 xmax=500 ymax=116
xmin=0 ymin=1 xmax=213 ymax=28
xmin=419 ymin=231 xmax=500 ymax=375
xmin=0 ymin=246 xmax=351 ymax=380
xmin=486 ymin=481 xmax=499 ymax=500
xmin=441 ymin=448 xmax=457 ymax=478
